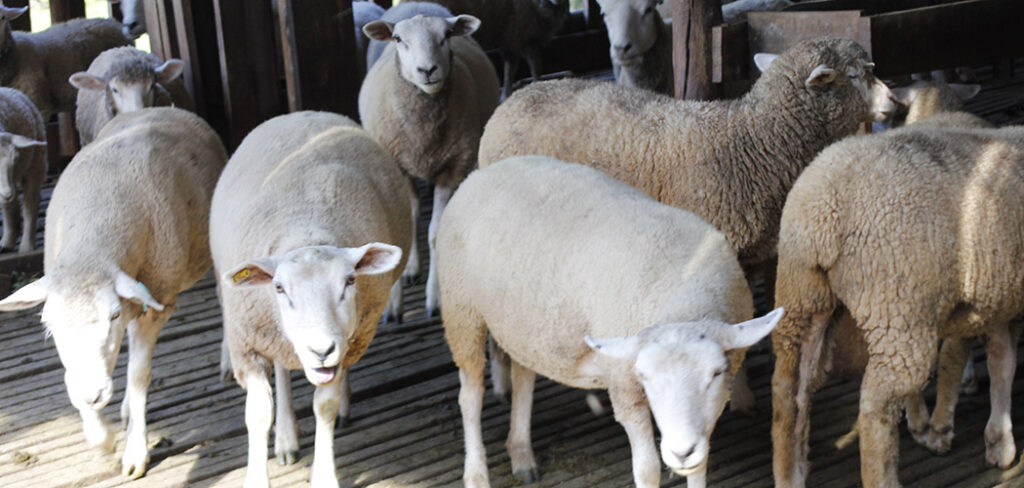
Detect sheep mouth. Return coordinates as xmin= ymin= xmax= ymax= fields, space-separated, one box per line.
xmin=672 ymin=458 xmax=707 ymax=476
xmin=305 ymin=365 xmax=338 ymax=385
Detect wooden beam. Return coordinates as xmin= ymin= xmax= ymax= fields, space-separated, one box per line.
xmin=672 ymin=0 xmax=722 ymax=100
xmin=6 ymin=0 xmax=29 ymax=32
xmin=169 ymin=0 xmax=201 ymax=108
xmin=712 ymin=21 xmax=746 ymax=83
xmin=277 ymin=0 xmax=358 ymax=117
xmin=784 ymin=0 xmax=961 ymax=15
xmin=143 ymin=0 xmax=178 ymax=62
xmin=746 ymin=10 xmax=870 ymax=80
xmin=49 ymin=0 xmax=85 ymax=23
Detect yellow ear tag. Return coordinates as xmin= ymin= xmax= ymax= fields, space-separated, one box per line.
xmin=232 ymin=268 xmax=251 ymax=283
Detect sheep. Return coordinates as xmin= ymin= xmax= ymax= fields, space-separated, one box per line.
xmin=0 ymin=87 xmax=45 ymax=253
xmin=888 ymin=80 xmax=987 ymax=129
xmin=0 ymin=5 xmax=130 ymax=119
xmin=771 ymin=121 xmax=1024 ymax=487
xmin=479 ymin=37 xmax=893 ymax=294
xmin=597 ymin=0 xmax=674 ymax=95
xmin=210 ymin=111 xmax=411 ymax=488
xmin=353 ymin=1 xmax=386 ymax=78
xmin=0 ymin=107 xmax=226 ymax=480
xmin=365 ymin=1 xmax=454 ymax=71
xmin=69 ymin=46 xmax=193 ymax=146
xmin=439 ymin=155 xmax=781 ymax=488
xmin=425 ymin=0 xmax=570 ymax=98
xmin=360 ymin=14 xmax=499 ymax=316
xmin=118 ymin=0 xmax=146 ymax=39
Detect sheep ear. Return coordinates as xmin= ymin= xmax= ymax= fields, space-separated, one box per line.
xmin=753 ymin=53 xmax=778 ymax=73
xmin=350 ymin=243 xmax=402 ymax=276
xmin=805 ymin=64 xmax=838 ymax=88
xmin=585 ymin=335 xmax=642 ymax=360
xmin=223 ymin=258 xmax=277 ymax=287
xmin=0 ymin=5 xmax=27 ymax=21
xmin=719 ymin=307 xmax=783 ymax=351
xmin=154 ymin=59 xmax=185 ymax=84
xmin=8 ymin=134 xmax=45 ymax=149
xmin=69 ymin=72 xmax=107 ymax=91
xmin=447 ymin=15 xmax=481 ymax=37
xmin=0 ymin=276 xmax=50 ymax=311
xmin=114 ymin=271 xmax=165 ymax=311
xmin=363 ymin=20 xmax=395 ymax=42
xmin=949 ymin=83 xmax=981 ymax=101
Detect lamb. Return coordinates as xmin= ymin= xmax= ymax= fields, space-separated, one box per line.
xmin=424 ymin=0 xmax=570 ymax=98
xmin=0 ymin=87 xmax=45 ymax=253
xmin=0 ymin=5 xmax=130 ymax=119
xmin=889 ymin=80 xmax=987 ymax=129
xmin=353 ymin=1 xmax=386 ymax=78
xmin=365 ymin=1 xmax=454 ymax=70
xmin=771 ymin=122 xmax=1024 ymax=487
xmin=479 ymin=37 xmax=893 ymax=284
xmin=69 ymin=46 xmax=193 ymax=146
xmin=211 ymin=111 xmax=411 ymax=488
xmin=0 ymin=107 xmax=227 ymax=480
xmin=360 ymin=14 xmax=499 ymax=315
xmin=440 ymin=155 xmax=781 ymax=488
xmin=597 ymin=0 xmax=674 ymax=95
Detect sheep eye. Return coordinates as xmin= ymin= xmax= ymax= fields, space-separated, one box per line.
xmin=712 ymin=369 xmax=725 ymax=378
xmin=110 ymin=311 xmax=121 ymax=321
xmin=345 ymin=275 xmax=356 ymax=286
xmin=274 ymin=283 xmax=285 ymax=294
xmin=393 ymin=35 xmax=402 ymax=43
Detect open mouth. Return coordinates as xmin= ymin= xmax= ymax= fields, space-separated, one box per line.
xmin=306 ymin=365 xmax=338 ymax=385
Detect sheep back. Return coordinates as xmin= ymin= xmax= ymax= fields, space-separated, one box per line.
xmin=45 ymin=107 xmax=226 ymax=304
xmin=359 ymin=37 xmax=498 ymax=187
xmin=210 ymin=111 xmax=412 ymax=385
xmin=439 ymin=155 xmax=752 ymax=388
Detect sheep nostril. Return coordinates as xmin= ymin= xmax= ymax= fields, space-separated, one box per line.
xmin=418 ymin=65 xmax=438 ymax=77
xmin=310 ymin=343 xmax=336 ymax=362
xmin=673 ymin=444 xmax=696 ymax=461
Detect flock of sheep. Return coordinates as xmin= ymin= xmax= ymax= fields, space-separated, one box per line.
xmin=0 ymin=1 xmax=1019 ymax=488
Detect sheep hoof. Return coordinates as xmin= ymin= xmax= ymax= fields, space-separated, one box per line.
xmin=912 ymin=425 xmax=952 ymax=455
xmin=985 ymin=435 xmax=1016 ymax=469
xmin=120 ymin=452 xmax=150 ymax=480
xmin=513 ymin=467 xmax=540 ymax=483
xmin=277 ymin=449 xmax=299 ymax=466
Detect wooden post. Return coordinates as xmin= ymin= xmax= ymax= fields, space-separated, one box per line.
xmin=143 ymin=0 xmax=178 ymax=62
xmin=277 ymin=0 xmax=359 ymax=117
xmin=6 ymin=0 xmax=29 ymax=31
xmin=49 ymin=0 xmax=85 ymax=23
xmin=672 ymin=0 xmax=721 ymax=100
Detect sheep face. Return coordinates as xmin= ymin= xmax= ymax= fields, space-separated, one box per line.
xmin=587 ymin=308 xmax=783 ymax=476
xmin=225 ymin=243 xmax=401 ymax=386
xmin=0 ymin=132 xmax=45 ymax=203
xmin=69 ymin=59 xmax=185 ymax=117
xmin=0 ymin=272 xmax=164 ymax=412
xmin=364 ymin=15 xmax=482 ymax=95
xmin=597 ymin=0 xmax=660 ymax=66
xmin=119 ymin=0 xmax=146 ymax=39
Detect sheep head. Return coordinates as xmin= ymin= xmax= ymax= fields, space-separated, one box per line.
xmin=597 ymin=0 xmax=661 ymax=66
xmin=69 ymin=58 xmax=185 ymax=117
xmin=0 ymin=131 xmax=44 ymax=203
xmin=586 ymin=308 xmax=783 ymax=477
xmin=0 ymin=270 xmax=164 ymax=413
xmin=118 ymin=0 xmax=147 ymax=39
xmin=224 ymin=243 xmax=401 ymax=386
xmin=364 ymin=14 xmax=481 ymax=95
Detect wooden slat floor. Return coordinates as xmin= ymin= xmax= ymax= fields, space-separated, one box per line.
xmin=4 ymin=66 xmax=1024 ymax=488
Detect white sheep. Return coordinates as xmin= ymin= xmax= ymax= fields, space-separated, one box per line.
xmin=772 ymin=122 xmax=1024 ymax=487
xmin=597 ymin=0 xmax=674 ymax=95
xmin=69 ymin=46 xmax=192 ymax=145
xmin=0 ymin=106 xmax=227 ymax=480
xmin=117 ymin=0 xmax=146 ymax=39
xmin=0 ymin=5 xmax=129 ymax=119
xmin=439 ymin=155 xmax=782 ymax=488
xmin=360 ymin=14 xmax=499 ymax=316
xmin=365 ymin=1 xmax=454 ymax=71
xmin=210 ymin=111 xmax=411 ymax=488
xmin=0 ymin=87 xmax=46 ymax=253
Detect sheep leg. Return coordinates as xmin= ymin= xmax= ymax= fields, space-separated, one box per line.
xmin=772 ymin=311 xmax=829 ymax=488
xmin=729 ymin=363 xmax=756 ymax=415
xmin=984 ymin=321 xmax=1020 ymax=469
xmin=384 ymin=278 xmax=404 ymax=324
xmin=0 ymin=199 xmax=17 ymax=250
xmin=459 ymin=367 xmax=490 ymax=488
xmin=273 ymin=363 xmax=299 ymax=465
xmin=608 ymin=381 xmax=660 ymax=488
xmin=961 ymin=347 xmax=978 ymax=395
xmin=337 ymin=368 xmax=352 ymax=426
xmin=404 ymin=178 xmax=420 ymax=284
xmin=219 ymin=333 xmax=234 ymax=383
xmin=506 ymin=359 xmax=538 ymax=482
xmin=858 ymin=365 xmax=907 ymax=488
xmin=310 ymin=375 xmax=342 ymax=488
xmin=425 ymin=184 xmax=453 ymax=317
xmin=243 ymin=366 xmax=274 ymax=488
xmin=18 ymin=175 xmax=40 ymax=253
xmin=524 ymin=46 xmax=542 ymax=82
xmin=909 ymin=337 xmax=970 ymax=454
xmin=78 ymin=404 xmax=115 ymax=453
xmin=501 ymin=54 xmax=520 ymax=100
xmin=488 ymin=336 xmax=511 ymax=403
xmin=121 ymin=310 xmax=167 ymax=479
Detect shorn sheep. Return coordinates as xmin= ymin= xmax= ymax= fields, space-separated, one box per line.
xmin=211 ymin=111 xmax=410 ymax=488
xmin=0 ymin=87 xmax=45 ymax=253
xmin=70 ymin=46 xmax=193 ymax=145
xmin=0 ymin=5 xmax=129 ymax=118
xmin=439 ymin=155 xmax=782 ymax=488
xmin=0 ymin=107 xmax=226 ymax=479
xmin=772 ymin=121 xmax=1024 ymax=487
xmin=360 ymin=14 xmax=499 ymax=316
xmin=597 ymin=0 xmax=674 ymax=95
xmin=479 ymin=37 xmax=893 ymax=279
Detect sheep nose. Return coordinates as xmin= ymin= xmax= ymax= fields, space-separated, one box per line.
xmin=126 ymin=21 xmax=138 ymax=30
xmin=673 ymin=444 xmax=696 ymax=461
xmin=309 ymin=342 xmax=336 ymax=362
xmin=417 ymin=65 xmax=438 ymax=77
xmin=614 ymin=43 xmax=632 ymax=55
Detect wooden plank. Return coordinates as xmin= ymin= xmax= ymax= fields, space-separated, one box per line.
xmin=168 ymin=0 xmax=201 ymax=108
xmin=784 ymin=0 xmax=962 ymax=15
xmin=278 ymin=0 xmax=358 ymax=117
xmin=712 ymin=21 xmax=747 ymax=83
xmin=672 ymin=0 xmax=723 ymax=100
xmin=143 ymin=0 xmax=177 ymax=63
xmin=746 ymin=10 xmax=870 ymax=79
xmin=48 ymin=0 xmax=85 ymax=22
xmin=869 ymin=0 xmax=1024 ymax=77
xmin=6 ymin=0 xmax=29 ymax=32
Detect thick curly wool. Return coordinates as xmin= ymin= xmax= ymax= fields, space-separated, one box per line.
xmin=612 ymin=11 xmax=673 ymax=95
xmin=0 ymin=87 xmax=45 ymax=253
xmin=772 ymin=124 xmax=1024 ymax=487
xmin=479 ymin=37 xmax=874 ymax=269
xmin=0 ymin=18 xmax=128 ymax=118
